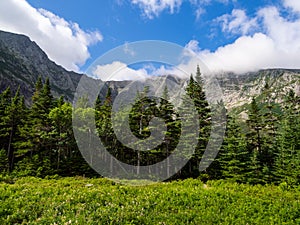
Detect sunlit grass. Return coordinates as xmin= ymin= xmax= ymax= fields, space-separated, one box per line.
xmin=0 ymin=177 xmax=299 ymax=224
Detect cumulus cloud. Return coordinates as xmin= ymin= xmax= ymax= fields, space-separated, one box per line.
xmin=196 ymin=34 xmax=278 ymax=73
xmin=0 ymin=0 xmax=102 ymax=71
xmin=129 ymin=0 xmax=300 ymax=74
xmin=191 ymin=4 xmax=300 ymax=74
xmin=283 ymin=0 xmax=300 ymax=13
xmin=258 ymin=6 xmax=300 ymax=52
xmin=131 ymin=0 xmax=183 ymax=19
xmin=131 ymin=0 xmax=236 ymax=20
xmin=92 ymin=61 xmax=149 ymax=81
xmin=217 ymin=9 xmax=257 ymax=35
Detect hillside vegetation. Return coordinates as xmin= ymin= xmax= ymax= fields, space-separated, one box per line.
xmin=0 ymin=66 xmax=299 ymax=185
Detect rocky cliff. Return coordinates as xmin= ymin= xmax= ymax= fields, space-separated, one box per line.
xmin=0 ymin=30 xmax=82 ymax=104
xmin=217 ymin=69 xmax=300 ymax=111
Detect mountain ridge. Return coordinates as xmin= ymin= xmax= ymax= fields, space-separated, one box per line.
xmin=0 ymin=30 xmax=82 ymax=104
xmin=0 ymin=30 xmax=299 ymax=111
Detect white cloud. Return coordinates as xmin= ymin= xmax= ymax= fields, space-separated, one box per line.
xmin=258 ymin=6 xmax=300 ymax=52
xmin=131 ymin=0 xmax=183 ymax=19
xmin=93 ymin=61 xmax=149 ymax=81
xmin=283 ymin=0 xmax=300 ymax=13
xmin=198 ymin=34 xmax=278 ymax=73
xmin=91 ymin=42 xmax=213 ymax=81
xmin=185 ymin=40 xmax=200 ymax=53
xmin=123 ymin=42 xmax=136 ymax=56
xmin=195 ymin=7 xmax=206 ymax=21
xmin=0 ymin=0 xmax=103 ymax=71
xmin=218 ymin=9 xmax=257 ymax=35
xmin=191 ymin=4 xmax=300 ymax=74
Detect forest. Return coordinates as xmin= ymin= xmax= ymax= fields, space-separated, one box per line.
xmin=0 ymin=66 xmax=299 ymax=185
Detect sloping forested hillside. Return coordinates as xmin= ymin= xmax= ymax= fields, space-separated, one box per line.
xmin=0 ymin=66 xmax=299 ymax=185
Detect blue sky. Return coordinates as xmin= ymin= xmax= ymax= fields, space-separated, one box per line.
xmin=0 ymin=0 xmax=300 ymax=79
xmin=24 ymin=0 xmax=267 ymax=68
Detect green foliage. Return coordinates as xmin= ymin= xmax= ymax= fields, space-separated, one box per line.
xmin=217 ymin=116 xmax=250 ymax=182
xmin=0 ymin=68 xmax=299 ymax=185
xmin=0 ymin=177 xmax=299 ymax=224
xmin=183 ymin=66 xmax=211 ymax=178
xmin=274 ymin=90 xmax=300 ymax=185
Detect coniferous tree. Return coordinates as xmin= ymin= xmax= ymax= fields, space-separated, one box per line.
xmin=95 ymin=87 xmax=118 ymax=174
xmin=5 ymin=88 xmax=26 ymax=171
xmin=48 ymin=100 xmax=73 ymax=171
xmin=246 ymin=97 xmax=265 ymax=183
xmin=14 ymin=77 xmax=54 ymax=176
xmin=0 ymin=87 xmax=12 ymax=152
xmin=0 ymin=149 xmax=8 ymax=173
xmin=159 ymin=86 xmax=181 ymax=178
xmin=218 ymin=116 xmax=249 ymax=182
xmin=260 ymin=81 xmax=280 ymax=182
xmin=184 ymin=66 xmax=211 ymax=178
xmin=275 ymin=90 xmax=300 ymax=185
xmin=0 ymin=87 xmax=26 ymax=171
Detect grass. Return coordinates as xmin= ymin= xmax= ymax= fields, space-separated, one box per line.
xmin=0 ymin=177 xmax=299 ymax=224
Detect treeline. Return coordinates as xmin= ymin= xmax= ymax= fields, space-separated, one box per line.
xmin=0 ymin=67 xmax=299 ymax=185
xmin=0 ymin=77 xmax=96 ymax=177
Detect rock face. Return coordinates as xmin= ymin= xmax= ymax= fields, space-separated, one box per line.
xmin=216 ymin=69 xmax=300 ymax=111
xmin=0 ymin=30 xmax=299 ymax=110
xmin=0 ymin=30 xmax=82 ymax=104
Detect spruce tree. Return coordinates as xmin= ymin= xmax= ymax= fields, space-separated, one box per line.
xmin=5 ymin=88 xmax=25 ymax=171
xmin=184 ymin=66 xmax=211 ymax=178
xmin=15 ymin=78 xmax=54 ymax=176
xmin=0 ymin=87 xmax=12 ymax=152
xmin=0 ymin=87 xmax=26 ymax=171
xmin=218 ymin=116 xmax=249 ymax=182
xmin=159 ymin=86 xmax=181 ymax=178
xmin=274 ymin=90 xmax=300 ymax=185
xmin=246 ymin=97 xmax=265 ymax=183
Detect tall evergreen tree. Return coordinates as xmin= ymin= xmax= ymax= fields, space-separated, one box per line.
xmin=14 ymin=78 xmax=54 ymax=176
xmin=0 ymin=87 xmax=12 ymax=151
xmin=274 ymin=90 xmax=300 ymax=185
xmin=218 ymin=116 xmax=249 ymax=182
xmin=246 ymin=97 xmax=265 ymax=183
xmin=0 ymin=87 xmax=26 ymax=171
xmin=5 ymin=88 xmax=26 ymax=171
xmin=184 ymin=66 xmax=211 ymax=178
xmin=158 ymin=86 xmax=181 ymax=178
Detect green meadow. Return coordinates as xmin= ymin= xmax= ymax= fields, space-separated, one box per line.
xmin=1 ymin=177 xmax=299 ymax=224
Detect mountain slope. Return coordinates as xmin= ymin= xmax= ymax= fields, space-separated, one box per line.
xmin=217 ymin=69 xmax=300 ymax=111
xmin=0 ymin=30 xmax=299 ymax=110
xmin=0 ymin=30 xmax=82 ymax=103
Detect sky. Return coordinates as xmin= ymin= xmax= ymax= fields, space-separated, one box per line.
xmin=0 ymin=0 xmax=300 ymax=80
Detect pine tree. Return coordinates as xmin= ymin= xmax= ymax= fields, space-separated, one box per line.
xmin=158 ymin=86 xmax=181 ymax=178
xmin=274 ymin=90 xmax=300 ymax=185
xmin=129 ymin=86 xmax=153 ymax=175
xmin=0 ymin=87 xmax=26 ymax=171
xmin=246 ymin=97 xmax=264 ymax=183
xmin=5 ymin=88 xmax=25 ymax=171
xmin=15 ymin=78 xmax=54 ymax=176
xmin=95 ymin=87 xmax=118 ymax=175
xmin=184 ymin=66 xmax=211 ymax=178
xmin=48 ymin=101 xmax=73 ymax=171
xmin=218 ymin=116 xmax=249 ymax=182
xmin=0 ymin=149 xmax=8 ymax=173
xmin=0 ymin=87 xmax=12 ymax=151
